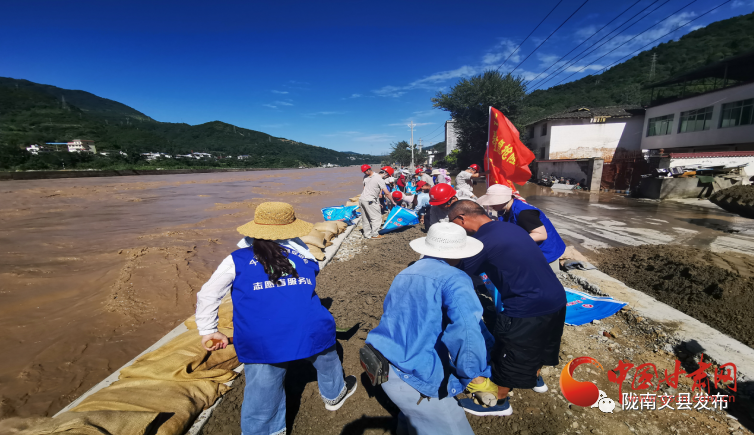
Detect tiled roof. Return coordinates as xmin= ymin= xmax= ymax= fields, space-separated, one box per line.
xmin=670 ymin=151 xmax=754 ymax=158
xmin=527 ymin=105 xmax=644 ymax=125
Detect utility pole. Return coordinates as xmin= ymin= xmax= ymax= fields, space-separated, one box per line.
xmin=649 ymin=53 xmax=657 ymax=81
xmin=408 ymin=121 xmax=416 ymax=170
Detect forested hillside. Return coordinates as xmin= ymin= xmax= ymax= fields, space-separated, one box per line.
xmin=0 ymin=78 xmax=378 ymax=170
xmin=523 ymin=11 xmax=754 ymax=123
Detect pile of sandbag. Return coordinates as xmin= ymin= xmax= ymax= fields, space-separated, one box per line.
xmin=345 ymin=194 xmax=360 ymax=207
xmin=299 ymin=221 xmax=347 ymax=261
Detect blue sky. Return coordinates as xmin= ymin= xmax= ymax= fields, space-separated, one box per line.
xmin=2 ymin=0 xmax=752 ymax=154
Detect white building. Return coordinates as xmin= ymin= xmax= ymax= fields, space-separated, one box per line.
xmin=237 ymin=155 xmax=251 ymax=160
xmin=525 ymin=106 xmax=645 ymax=162
xmin=67 ymin=139 xmax=96 ymax=153
xmin=26 ymin=144 xmax=51 ymax=155
xmin=445 ymin=120 xmax=459 ymax=156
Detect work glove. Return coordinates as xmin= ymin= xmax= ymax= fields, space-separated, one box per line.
xmin=465 ymin=378 xmax=499 ymax=407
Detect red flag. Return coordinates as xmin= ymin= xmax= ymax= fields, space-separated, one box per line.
xmin=486 ymin=106 xmax=535 ymax=187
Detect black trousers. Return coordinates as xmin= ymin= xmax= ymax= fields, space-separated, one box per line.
xmin=490 ymin=305 xmax=566 ymax=389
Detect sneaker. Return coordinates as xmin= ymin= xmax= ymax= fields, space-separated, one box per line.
xmin=458 ymin=397 xmax=513 ymax=416
xmin=325 ymin=376 xmax=358 ymax=411
xmin=369 ymin=235 xmax=385 ymax=240
xmin=533 ymin=375 xmax=548 ymax=393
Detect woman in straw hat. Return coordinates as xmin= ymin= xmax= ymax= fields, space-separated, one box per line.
xmin=364 ymin=223 xmax=506 ymax=435
xmin=195 ymin=202 xmax=357 ymax=435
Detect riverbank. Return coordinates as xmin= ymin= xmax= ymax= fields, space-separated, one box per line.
xmin=0 ymin=166 xmax=310 ymax=181
xmin=0 ymin=167 xmax=364 ymax=421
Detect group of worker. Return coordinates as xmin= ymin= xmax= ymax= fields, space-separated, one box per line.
xmin=194 ymin=162 xmax=568 ymax=435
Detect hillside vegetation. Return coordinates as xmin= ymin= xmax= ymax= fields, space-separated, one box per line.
xmin=0 ymin=78 xmax=377 ymax=170
xmin=523 ymin=11 xmax=754 ymax=123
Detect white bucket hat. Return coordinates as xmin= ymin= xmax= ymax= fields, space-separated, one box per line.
xmin=431 ymin=169 xmax=442 ymax=175
xmin=409 ymin=222 xmax=484 ymax=259
xmin=477 ymin=184 xmax=513 ymax=206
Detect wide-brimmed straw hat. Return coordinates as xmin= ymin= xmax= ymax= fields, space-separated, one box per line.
xmin=409 ymin=222 xmax=483 ymax=259
xmin=477 ymin=184 xmax=513 ymax=206
xmin=237 ymin=202 xmax=313 ymax=241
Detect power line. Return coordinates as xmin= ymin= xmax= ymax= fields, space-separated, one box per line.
xmin=552 ymin=0 xmax=699 ymax=87
xmin=495 ymin=0 xmax=564 ymax=72
xmin=526 ymin=0 xmax=642 ymax=86
xmin=510 ymin=0 xmax=591 ymax=74
xmin=530 ymin=0 xmax=666 ymax=90
xmin=420 ymin=122 xmax=443 ymax=140
xmin=602 ymin=0 xmax=732 ymax=71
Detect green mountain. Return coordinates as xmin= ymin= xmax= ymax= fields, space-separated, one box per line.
xmin=523 ymin=11 xmax=754 ymax=123
xmin=0 ymin=78 xmax=377 ymax=170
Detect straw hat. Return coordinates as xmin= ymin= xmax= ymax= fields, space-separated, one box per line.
xmin=431 ymin=169 xmax=441 ymax=175
xmin=409 ymin=222 xmax=483 ymax=259
xmin=237 ymin=202 xmax=313 ymax=241
xmin=477 ymin=184 xmax=513 ymax=206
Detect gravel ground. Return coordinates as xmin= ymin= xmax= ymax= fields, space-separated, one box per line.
xmin=200 ymin=223 xmax=753 ymax=435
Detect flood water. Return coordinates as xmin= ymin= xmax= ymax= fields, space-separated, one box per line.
xmin=0 ymin=167 xmax=363 ymax=419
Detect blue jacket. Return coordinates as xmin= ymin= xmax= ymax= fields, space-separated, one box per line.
xmin=414 ymin=192 xmax=430 ymax=212
xmin=366 ymin=258 xmax=493 ymax=398
xmin=230 ymin=246 xmax=335 ymax=364
xmin=501 ymin=199 xmax=566 ymax=263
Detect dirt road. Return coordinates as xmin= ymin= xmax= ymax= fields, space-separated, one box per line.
xmin=0 ymin=167 xmax=363 ymax=420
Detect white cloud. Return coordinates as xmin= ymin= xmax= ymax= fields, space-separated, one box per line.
xmin=373 ymin=85 xmax=407 ymax=98
xmin=350 ymin=93 xmax=362 ymax=98
xmin=306 ymin=111 xmax=347 ymax=116
xmin=271 ymin=90 xmax=289 ymax=94
xmin=387 ymin=122 xmax=434 ymax=127
xmin=732 ymin=0 xmax=754 ymax=8
xmin=262 ymin=104 xmax=278 ymax=109
xmin=413 ymin=110 xmax=438 ymax=117
xmin=274 ymin=101 xmax=294 ymax=106
xmin=289 ymin=80 xmax=310 ymax=85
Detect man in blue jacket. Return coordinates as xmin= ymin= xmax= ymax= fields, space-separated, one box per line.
xmin=366 ymin=222 xmax=507 ymax=434
xmin=477 ymin=184 xmax=566 ymax=272
xmin=448 ymin=200 xmax=567 ymax=416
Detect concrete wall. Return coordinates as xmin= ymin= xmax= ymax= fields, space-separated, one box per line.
xmin=528 ymin=117 xmax=643 ymax=162
xmin=642 ymin=82 xmax=754 ymax=151
xmin=533 ymin=157 xmax=604 ymax=190
xmin=637 ymin=177 xmax=710 ymax=199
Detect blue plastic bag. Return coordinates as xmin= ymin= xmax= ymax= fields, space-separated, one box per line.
xmin=321 ymin=205 xmax=361 ymax=225
xmin=379 ymin=206 xmax=419 ymax=234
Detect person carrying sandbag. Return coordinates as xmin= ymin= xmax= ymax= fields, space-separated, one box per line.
xmin=195 ymin=202 xmax=357 ymax=435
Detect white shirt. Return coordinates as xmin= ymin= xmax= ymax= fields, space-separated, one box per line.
xmin=194 ymin=237 xmax=315 ymax=336
xmin=361 ymin=173 xmax=387 ymax=202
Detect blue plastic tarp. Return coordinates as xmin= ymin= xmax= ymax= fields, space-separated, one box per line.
xmin=321 ymin=205 xmax=361 ymax=225
xmin=379 ymin=206 xmax=419 ymax=234
xmin=478 ymin=275 xmax=627 ymax=325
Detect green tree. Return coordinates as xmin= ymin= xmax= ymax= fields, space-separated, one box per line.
xmin=386 ymin=140 xmax=428 ymax=166
xmin=431 ymin=71 xmax=528 ymax=168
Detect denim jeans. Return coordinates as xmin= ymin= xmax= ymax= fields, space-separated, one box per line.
xmin=240 ymin=345 xmax=345 ymax=435
xmin=380 ymin=365 xmax=474 ymax=435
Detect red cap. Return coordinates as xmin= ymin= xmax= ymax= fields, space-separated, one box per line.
xmin=391 ymin=191 xmax=403 ymax=201
xmin=361 ymin=164 xmax=372 ymax=173
xmin=469 ymin=164 xmax=479 ymax=172
xmin=415 ymin=168 xmax=423 ymax=174
xmin=416 ymin=181 xmax=426 ymax=189
xmin=429 ymin=184 xmax=457 ymax=206
xmin=381 ymin=166 xmax=395 ymax=176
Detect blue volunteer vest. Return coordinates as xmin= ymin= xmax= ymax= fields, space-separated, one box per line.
xmin=500 ymin=199 xmax=566 ymax=263
xmin=229 ymin=246 xmax=335 ymax=364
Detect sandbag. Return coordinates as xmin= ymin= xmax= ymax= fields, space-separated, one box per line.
xmin=119 ymin=328 xmax=238 ymax=383
xmin=71 ymin=378 xmax=229 ymax=435
xmin=345 ymin=201 xmax=359 ymax=207
xmin=0 ymin=411 xmax=161 ymax=435
xmin=300 ymin=229 xmax=326 ymax=249
xmin=334 ymin=221 xmax=348 ymax=233
xmin=305 ymin=243 xmax=326 ymax=261
xmin=313 ymin=221 xmax=339 ymax=234
xmin=349 ymin=195 xmax=360 ymax=203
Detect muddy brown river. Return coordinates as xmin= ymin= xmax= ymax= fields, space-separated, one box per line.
xmin=0 ymin=167 xmax=364 ymax=419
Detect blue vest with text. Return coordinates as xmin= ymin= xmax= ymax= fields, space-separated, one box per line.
xmin=230 ymin=246 xmax=335 ymax=364
xmin=501 ymin=199 xmax=566 ymax=263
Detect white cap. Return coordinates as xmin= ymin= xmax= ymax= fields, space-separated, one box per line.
xmin=409 ymin=222 xmax=484 ymax=259
xmin=477 ymin=184 xmax=513 ymax=206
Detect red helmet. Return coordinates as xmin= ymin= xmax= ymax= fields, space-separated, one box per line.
xmin=416 ymin=181 xmax=427 ymax=189
xmin=391 ymin=191 xmax=403 ymax=201
xmin=429 ymin=184 xmax=457 ymax=206
xmin=361 ymin=164 xmax=372 ymax=173
xmin=469 ymin=164 xmax=479 ymax=172
xmin=415 ymin=167 xmax=423 ymax=174
xmin=381 ymin=166 xmax=395 ymax=176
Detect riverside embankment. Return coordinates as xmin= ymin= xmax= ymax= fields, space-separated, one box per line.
xmin=0 ymin=167 xmax=363 ymax=420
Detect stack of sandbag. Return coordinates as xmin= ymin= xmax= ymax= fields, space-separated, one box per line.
xmin=346 ymin=194 xmax=360 ymax=207
xmin=300 ymin=221 xmax=348 ymax=261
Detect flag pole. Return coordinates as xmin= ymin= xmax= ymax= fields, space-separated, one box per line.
xmin=486 ymin=106 xmax=492 ymax=188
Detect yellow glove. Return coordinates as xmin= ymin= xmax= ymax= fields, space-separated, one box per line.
xmin=465 ymin=378 xmax=499 ymax=407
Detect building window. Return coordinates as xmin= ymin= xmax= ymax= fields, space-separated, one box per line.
xmin=646 ymin=114 xmax=674 ymax=137
xmin=678 ymin=106 xmax=713 ymax=133
xmin=541 ymin=123 xmax=547 ymax=136
xmin=528 ymin=126 xmax=535 ymax=138
xmin=720 ymin=98 xmax=754 ymax=128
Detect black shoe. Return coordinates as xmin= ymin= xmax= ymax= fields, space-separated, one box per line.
xmin=325 ymin=376 xmax=358 ymax=411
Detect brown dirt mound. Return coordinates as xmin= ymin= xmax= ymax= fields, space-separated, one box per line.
xmin=710 ymin=184 xmax=754 ymax=218
xmin=595 ymin=245 xmax=754 ymax=346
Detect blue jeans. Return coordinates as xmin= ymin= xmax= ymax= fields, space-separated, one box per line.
xmin=240 ymin=346 xmax=345 ymax=435
xmin=380 ymin=365 xmax=474 ymax=435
